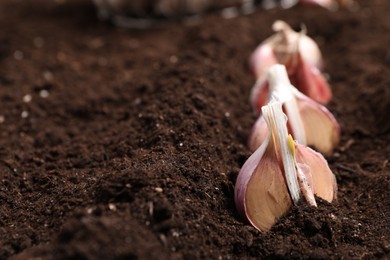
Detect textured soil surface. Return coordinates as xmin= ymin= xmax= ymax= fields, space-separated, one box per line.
xmin=0 ymin=0 xmax=389 ymax=259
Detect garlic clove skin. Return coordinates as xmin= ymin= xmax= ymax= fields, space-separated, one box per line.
xmin=296 ymin=162 xmax=317 ymax=206
xmin=294 ymin=143 xmax=337 ymax=202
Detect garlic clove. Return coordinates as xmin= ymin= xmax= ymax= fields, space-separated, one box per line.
xmin=293 ymin=88 xmax=340 ymax=155
xmin=235 ymin=131 xmax=292 ymax=232
xmin=249 ymin=21 xmax=330 ymax=112
xmin=236 ymin=101 xmax=298 ymax=232
xmin=250 ymin=20 xmax=322 ymax=81
xmin=248 ymin=65 xmax=339 ymax=156
xmin=271 ymin=20 xmax=322 ymax=70
xmin=294 ymin=143 xmax=337 ymax=202
xmin=237 ymin=99 xmax=337 ymax=232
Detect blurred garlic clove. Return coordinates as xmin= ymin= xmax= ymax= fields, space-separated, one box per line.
xmin=248 ymin=65 xmax=340 ymax=155
xmin=299 ymin=0 xmax=338 ymax=10
xmin=250 ymin=20 xmax=322 ymax=79
xmin=299 ymin=0 xmax=355 ymax=10
xmin=280 ymin=0 xmax=355 ymax=10
xmin=272 ymin=21 xmax=322 ymax=70
xmin=249 ymin=21 xmax=332 ymax=111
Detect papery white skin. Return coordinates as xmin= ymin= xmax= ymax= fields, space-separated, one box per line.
xmin=248 ymin=64 xmax=339 ymax=155
xmin=264 ymin=102 xmax=301 ymax=204
xmin=268 ymin=65 xmax=306 ymax=145
xmin=296 ymin=162 xmax=317 ymax=206
xmin=295 ymin=142 xmax=337 ymax=202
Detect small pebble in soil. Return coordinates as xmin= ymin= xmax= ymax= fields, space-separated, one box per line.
xmin=43 ymin=71 xmax=54 ymax=81
xmin=21 ymin=111 xmax=29 ymax=118
xmin=133 ymin=98 xmax=142 ymax=105
xmin=23 ymin=94 xmax=32 ymax=103
xmin=39 ymin=90 xmax=50 ymax=98
xmin=169 ymin=55 xmax=178 ymax=64
xmin=14 ymin=50 xmax=24 ymax=60
xmin=98 ymin=57 xmax=108 ymax=66
xmin=0 ymin=115 xmax=4 ymax=124
xmin=108 ymin=203 xmax=117 ymax=211
xmin=148 ymin=201 xmax=154 ymax=216
xmin=221 ymin=7 xmax=239 ymax=19
xmin=33 ymin=37 xmax=44 ymax=48
xmin=155 ymin=187 xmax=163 ymax=193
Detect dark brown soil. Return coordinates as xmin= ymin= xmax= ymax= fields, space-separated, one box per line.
xmin=0 ymin=0 xmax=389 ymax=259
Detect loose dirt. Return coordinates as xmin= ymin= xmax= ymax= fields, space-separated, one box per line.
xmin=0 ymin=0 xmax=389 ymax=259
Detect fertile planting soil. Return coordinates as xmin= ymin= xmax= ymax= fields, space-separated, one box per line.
xmin=0 ymin=0 xmax=389 ymax=259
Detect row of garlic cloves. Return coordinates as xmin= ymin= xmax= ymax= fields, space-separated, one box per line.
xmin=235 ymin=20 xmax=340 ymax=232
